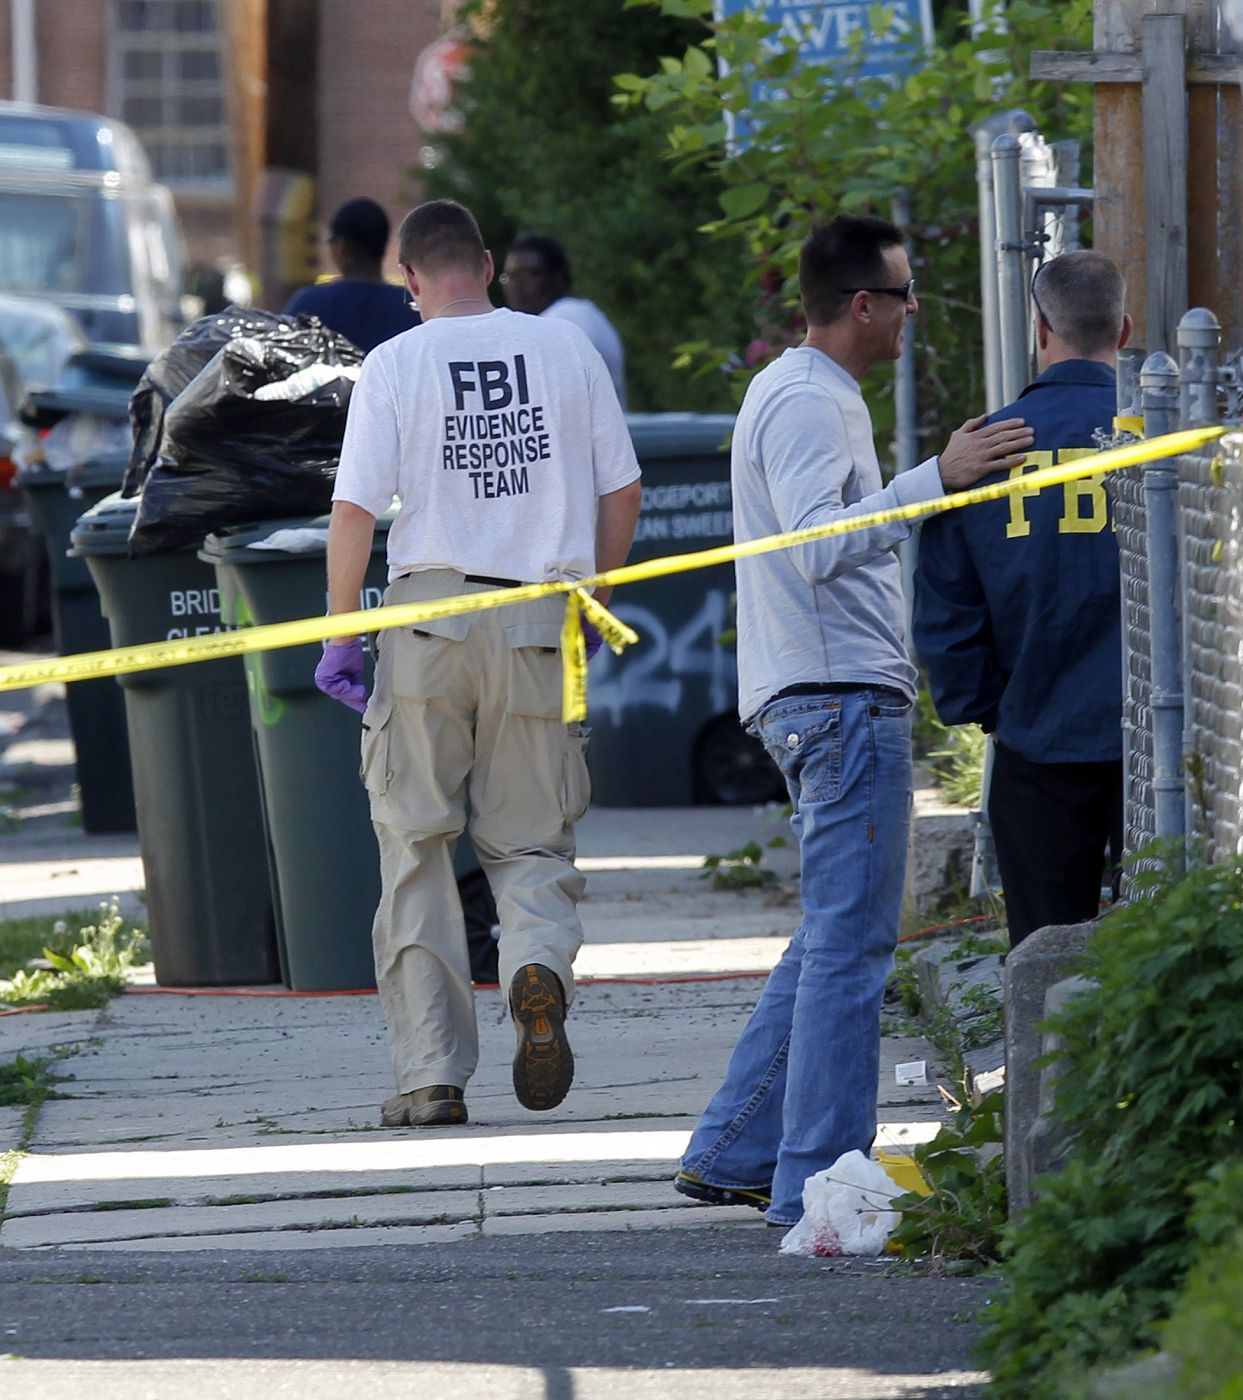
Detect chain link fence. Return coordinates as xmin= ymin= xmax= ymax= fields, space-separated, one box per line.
xmin=1179 ymin=439 xmax=1243 ymax=862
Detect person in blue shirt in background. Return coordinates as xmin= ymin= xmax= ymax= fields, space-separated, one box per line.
xmin=284 ymin=197 xmax=416 ymax=353
xmin=913 ymin=250 xmax=1133 ymax=948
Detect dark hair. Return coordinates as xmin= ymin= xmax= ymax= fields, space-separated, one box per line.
xmin=798 ymin=214 xmax=905 ymax=327
xmin=397 ymin=199 xmax=487 ymax=276
xmin=508 ymin=233 xmax=572 ymax=286
xmin=328 ymin=197 xmax=390 ymax=261
xmin=1032 ymin=250 xmax=1126 ymax=357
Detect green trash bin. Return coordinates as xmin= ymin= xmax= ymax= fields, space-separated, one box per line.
xmin=588 ymin=413 xmax=784 ymax=807
xmin=200 ymin=513 xmax=496 ymax=993
xmin=70 ymin=493 xmax=279 ymax=986
xmin=19 ymin=452 xmax=137 ymax=833
xmin=16 ymin=346 xmax=149 ymax=833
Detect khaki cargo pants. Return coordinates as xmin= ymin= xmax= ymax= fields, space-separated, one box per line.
xmin=361 ymin=570 xmax=589 ymax=1094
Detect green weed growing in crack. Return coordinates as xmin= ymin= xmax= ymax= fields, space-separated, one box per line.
xmin=0 ymin=902 xmax=147 ymax=1011
xmin=0 ymin=1051 xmax=76 ymax=1226
xmin=700 ymin=839 xmax=785 ymax=891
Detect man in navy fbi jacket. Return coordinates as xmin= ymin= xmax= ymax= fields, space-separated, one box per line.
xmin=913 ymin=250 xmax=1133 ymax=947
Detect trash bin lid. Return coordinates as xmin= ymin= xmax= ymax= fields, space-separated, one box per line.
xmin=16 ymin=449 xmax=129 ymax=495
xmin=199 ymin=503 xmax=399 ymax=566
xmin=625 ymin=413 xmax=734 ymax=461
xmin=19 ymin=345 xmax=150 ymax=429
xmin=69 ymin=490 xmax=138 ymax=557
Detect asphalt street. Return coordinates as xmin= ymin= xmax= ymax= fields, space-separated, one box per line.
xmin=0 ymin=1231 xmax=990 ymax=1398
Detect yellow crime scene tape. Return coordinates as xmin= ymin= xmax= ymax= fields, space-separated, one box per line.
xmin=0 ymin=424 xmax=1225 ymax=721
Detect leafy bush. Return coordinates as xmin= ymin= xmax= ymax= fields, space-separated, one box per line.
xmin=978 ymin=857 xmax=1243 ymax=1397
xmin=0 ymin=901 xmax=147 ymax=1011
xmin=617 ymin=0 xmax=1092 ymax=443
xmin=891 ymin=1088 xmax=1006 ymax=1272
xmin=912 ymin=686 xmax=988 ymax=808
xmin=1160 ymin=1160 xmax=1243 ymax=1398
xmin=420 ymin=0 xmax=751 ymax=412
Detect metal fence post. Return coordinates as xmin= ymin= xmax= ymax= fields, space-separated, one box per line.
xmin=1116 ymin=347 xmax=1146 ymax=423
xmin=991 ymin=133 xmax=1030 ymax=406
xmin=1177 ymin=309 xmax=1222 ymax=847
xmin=1178 ymin=308 xmax=1221 ymax=426
xmin=973 ymin=111 xmax=1034 ymax=414
xmin=1141 ymin=350 xmax=1185 ymax=857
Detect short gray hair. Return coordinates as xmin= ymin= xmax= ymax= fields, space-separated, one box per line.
xmin=1032 ymin=250 xmax=1126 ymax=356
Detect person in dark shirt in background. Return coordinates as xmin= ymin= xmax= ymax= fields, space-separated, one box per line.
xmin=913 ymin=250 xmax=1133 ymax=947
xmin=284 ymin=197 xmax=416 ymax=353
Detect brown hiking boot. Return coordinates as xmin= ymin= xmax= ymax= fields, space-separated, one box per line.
xmin=380 ymin=1085 xmax=467 ymax=1128
xmin=509 ymin=963 xmax=573 ymax=1111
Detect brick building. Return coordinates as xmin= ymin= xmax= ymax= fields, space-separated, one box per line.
xmin=0 ymin=0 xmax=448 ymax=305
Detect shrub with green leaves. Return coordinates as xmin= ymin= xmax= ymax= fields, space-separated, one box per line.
xmin=891 ymin=1088 xmax=1006 ymax=1272
xmin=978 ymin=856 xmax=1243 ymax=1397
xmin=1159 ymin=1159 xmax=1243 ymax=1398
xmin=0 ymin=901 xmax=147 ymax=1011
xmin=617 ymin=0 xmax=1092 ymax=443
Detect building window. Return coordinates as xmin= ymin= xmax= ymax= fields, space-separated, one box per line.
xmin=109 ymin=0 xmax=232 ymax=191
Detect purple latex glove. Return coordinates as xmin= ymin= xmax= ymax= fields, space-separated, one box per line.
xmin=583 ymin=620 xmax=604 ymax=661
xmin=314 ymin=638 xmax=367 ymax=713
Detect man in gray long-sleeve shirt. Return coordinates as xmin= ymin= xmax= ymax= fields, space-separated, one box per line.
xmin=674 ymin=214 xmax=1033 ymax=1229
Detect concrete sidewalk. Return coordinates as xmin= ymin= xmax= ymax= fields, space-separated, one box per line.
xmin=0 ymin=674 xmax=950 ymax=1254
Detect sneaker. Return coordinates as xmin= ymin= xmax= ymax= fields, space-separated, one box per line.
xmin=509 ymin=963 xmax=574 ymax=1111
xmin=381 ymin=1085 xmax=467 ymax=1127
xmin=673 ymin=1170 xmax=772 ymax=1211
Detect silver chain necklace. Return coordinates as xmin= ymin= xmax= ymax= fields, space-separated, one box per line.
xmin=434 ymin=298 xmax=492 ymax=317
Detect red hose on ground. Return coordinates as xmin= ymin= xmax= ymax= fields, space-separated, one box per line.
xmin=2 ymin=915 xmax=1003 ymax=1009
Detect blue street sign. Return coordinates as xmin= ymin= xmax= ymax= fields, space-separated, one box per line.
xmin=714 ymin=0 xmax=934 ymax=79
xmin=714 ymin=1 xmax=935 ymax=146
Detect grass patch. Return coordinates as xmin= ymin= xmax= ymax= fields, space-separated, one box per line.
xmin=89 ymin=1198 xmax=173 ymax=1212
xmin=0 ymin=1055 xmax=72 ymax=1108
xmin=0 ymin=1050 xmax=75 ymax=1225
xmin=0 ymin=902 xmax=148 ymax=1011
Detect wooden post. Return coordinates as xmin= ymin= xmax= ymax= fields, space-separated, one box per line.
xmin=1187 ymin=1 xmax=1243 ymax=348
xmin=1032 ymin=0 xmax=1243 ymax=351
xmin=1142 ymin=10 xmax=1188 ymax=353
xmin=1092 ymin=1 xmax=1148 ymax=347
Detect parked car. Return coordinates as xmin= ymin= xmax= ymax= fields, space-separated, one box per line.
xmin=0 ymin=336 xmax=44 ymax=643
xmin=0 ymin=293 xmax=84 ymax=389
xmin=0 ymin=101 xmax=184 ymax=348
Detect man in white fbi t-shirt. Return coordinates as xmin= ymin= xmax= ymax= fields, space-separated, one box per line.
xmin=316 ymin=199 xmax=642 ymax=1128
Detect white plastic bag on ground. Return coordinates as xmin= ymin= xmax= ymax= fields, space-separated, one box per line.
xmin=778 ymin=1149 xmax=903 ymax=1258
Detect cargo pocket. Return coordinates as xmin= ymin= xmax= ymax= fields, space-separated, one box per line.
xmin=504 ymin=622 xmax=563 ymax=720
xmin=359 ymin=696 xmax=394 ymax=797
xmin=390 ymin=623 xmax=465 ymax=702
xmin=562 ymin=723 xmax=592 ymax=825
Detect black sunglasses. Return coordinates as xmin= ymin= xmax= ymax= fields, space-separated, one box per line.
xmin=1030 ymin=266 xmax=1052 ymax=333
xmin=838 ymin=278 xmax=916 ymax=302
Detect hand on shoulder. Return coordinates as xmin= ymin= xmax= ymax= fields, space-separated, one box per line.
xmin=937 ymin=414 xmax=1035 ymax=491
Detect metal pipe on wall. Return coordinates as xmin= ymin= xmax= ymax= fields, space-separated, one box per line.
xmin=12 ymin=0 xmax=37 ymax=105
xmin=1051 ymin=140 xmax=1083 ymax=252
xmin=973 ymin=112 xmax=1034 ymax=415
xmin=1140 ymin=349 xmax=1185 ymax=854
xmin=992 ymin=134 xmax=1030 ymax=407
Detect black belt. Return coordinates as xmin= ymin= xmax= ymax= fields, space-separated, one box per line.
xmin=463 ymin=574 xmax=523 ymax=588
xmin=767 ymin=681 xmax=906 ymax=704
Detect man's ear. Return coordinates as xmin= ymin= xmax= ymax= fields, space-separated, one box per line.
xmin=1118 ymin=313 xmax=1133 ymax=350
xmin=483 ymin=250 xmax=495 ymax=285
xmin=850 ymin=290 xmax=871 ymax=324
xmin=1035 ymin=315 xmax=1051 ymax=352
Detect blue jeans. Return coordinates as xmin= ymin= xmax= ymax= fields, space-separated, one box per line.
xmin=680 ymin=686 xmax=913 ymax=1225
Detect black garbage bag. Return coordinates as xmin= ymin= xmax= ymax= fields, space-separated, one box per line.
xmin=126 ymin=306 xmax=320 ymax=497
xmin=127 ymin=318 xmax=363 ymax=557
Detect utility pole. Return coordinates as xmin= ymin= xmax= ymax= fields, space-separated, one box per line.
xmin=1032 ymin=0 xmax=1243 ymax=353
